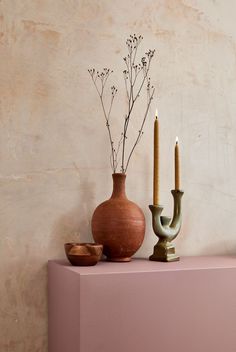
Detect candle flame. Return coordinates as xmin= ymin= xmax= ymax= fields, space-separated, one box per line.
xmin=155 ymin=109 xmax=158 ymax=119
xmin=176 ymin=136 xmax=179 ymax=144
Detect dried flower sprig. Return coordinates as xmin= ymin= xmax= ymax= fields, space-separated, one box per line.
xmin=88 ymin=68 xmax=118 ymax=171
xmin=88 ymin=34 xmax=155 ymax=173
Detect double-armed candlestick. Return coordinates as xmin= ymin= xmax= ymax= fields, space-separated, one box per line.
xmin=149 ymin=111 xmax=184 ymax=262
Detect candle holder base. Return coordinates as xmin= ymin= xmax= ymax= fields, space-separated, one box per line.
xmin=149 ymin=189 xmax=184 ymax=262
xmin=149 ymin=240 xmax=179 ymax=262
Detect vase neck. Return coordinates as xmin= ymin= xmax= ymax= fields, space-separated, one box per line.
xmin=111 ymin=173 xmax=127 ymax=199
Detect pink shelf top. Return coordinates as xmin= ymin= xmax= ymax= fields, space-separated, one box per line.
xmin=49 ymin=256 xmax=236 ymax=276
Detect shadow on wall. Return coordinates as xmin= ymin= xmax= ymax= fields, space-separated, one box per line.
xmin=203 ymin=240 xmax=236 ymax=256
xmin=50 ymin=177 xmax=96 ymax=254
xmin=1 ymin=259 xmax=48 ymax=351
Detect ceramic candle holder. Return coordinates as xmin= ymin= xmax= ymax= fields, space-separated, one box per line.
xmin=149 ymin=189 xmax=184 ymax=262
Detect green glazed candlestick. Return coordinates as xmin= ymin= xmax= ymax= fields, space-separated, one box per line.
xmin=149 ymin=189 xmax=184 ymax=262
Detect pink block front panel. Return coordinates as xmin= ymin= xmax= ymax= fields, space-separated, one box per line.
xmin=48 ymin=257 xmax=236 ymax=352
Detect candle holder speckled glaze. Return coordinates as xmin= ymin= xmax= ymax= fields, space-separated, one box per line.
xmin=149 ymin=189 xmax=184 ymax=262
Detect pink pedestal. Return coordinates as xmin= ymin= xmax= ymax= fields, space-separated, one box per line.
xmin=48 ymin=257 xmax=236 ymax=352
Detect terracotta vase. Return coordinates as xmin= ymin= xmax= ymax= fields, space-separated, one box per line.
xmin=91 ymin=173 xmax=145 ymax=262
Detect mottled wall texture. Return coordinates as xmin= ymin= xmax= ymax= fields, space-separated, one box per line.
xmin=1 ymin=0 xmax=236 ymax=350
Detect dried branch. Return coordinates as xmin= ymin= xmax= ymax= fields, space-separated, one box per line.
xmin=88 ymin=68 xmax=118 ymax=173
xmin=121 ymin=35 xmax=155 ymax=172
xmin=125 ymin=80 xmax=155 ymax=172
xmin=114 ymin=132 xmax=124 ymax=172
xmin=88 ymin=34 xmax=156 ymax=174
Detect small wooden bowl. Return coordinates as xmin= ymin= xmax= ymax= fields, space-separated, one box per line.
xmin=64 ymin=243 xmax=103 ymax=266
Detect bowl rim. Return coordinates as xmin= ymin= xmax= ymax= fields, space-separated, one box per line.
xmin=64 ymin=242 xmax=103 ymax=247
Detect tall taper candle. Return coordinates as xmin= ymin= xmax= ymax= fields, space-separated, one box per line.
xmin=153 ymin=109 xmax=159 ymax=205
xmin=175 ymin=137 xmax=180 ymax=190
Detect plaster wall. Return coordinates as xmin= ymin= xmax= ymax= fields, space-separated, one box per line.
xmin=1 ymin=0 xmax=236 ymax=350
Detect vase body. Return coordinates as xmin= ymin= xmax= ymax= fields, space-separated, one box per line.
xmin=91 ymin=173 xmax=145 ymax=262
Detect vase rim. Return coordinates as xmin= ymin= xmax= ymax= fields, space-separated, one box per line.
xmin=112 ymin=172 xmax=126 ymax=177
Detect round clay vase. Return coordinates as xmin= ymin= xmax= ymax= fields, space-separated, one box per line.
xmin=91 ymin=173 xmax=145 ymax=262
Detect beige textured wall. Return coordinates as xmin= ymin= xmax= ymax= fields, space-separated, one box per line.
xmin=1 ymin=0 xmax=236 ymax=350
